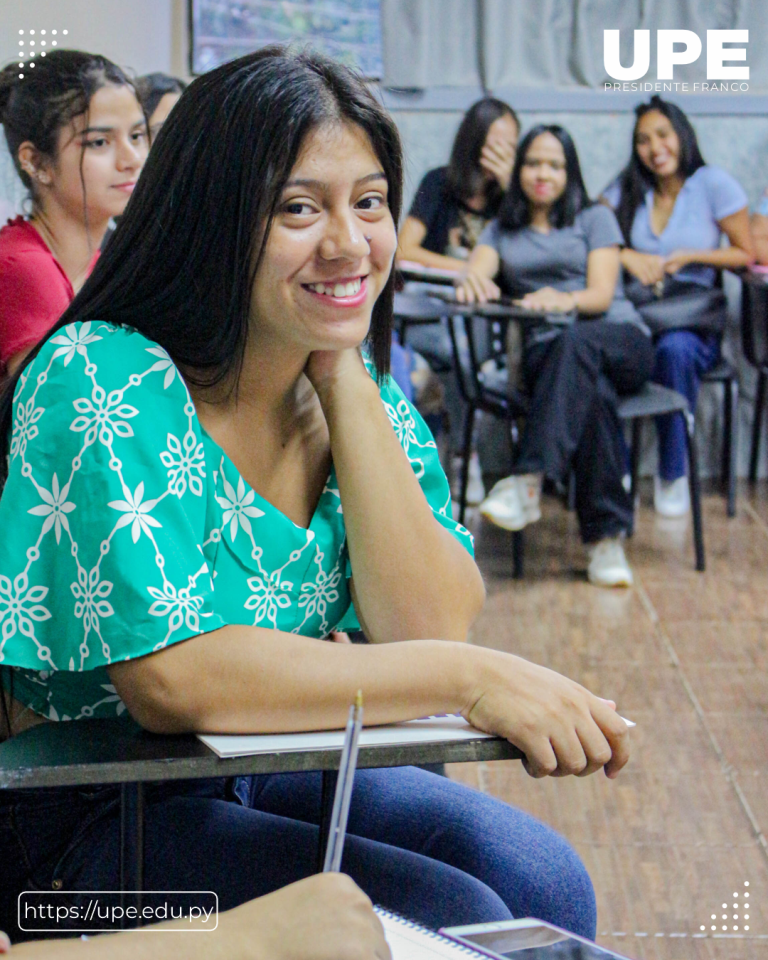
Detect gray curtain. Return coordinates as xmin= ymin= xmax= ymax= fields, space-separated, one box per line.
xmin=381 ymin=0 xmax=768 ymax=92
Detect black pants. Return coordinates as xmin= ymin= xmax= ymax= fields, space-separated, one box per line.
xmin=514 ymin=322 xmax=655 ymax=544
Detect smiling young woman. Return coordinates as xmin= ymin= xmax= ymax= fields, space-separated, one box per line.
xmin=0 ymin=49 xmax=629 ymax=945
xmin=0 ymin=51 xmax=148 ymax=375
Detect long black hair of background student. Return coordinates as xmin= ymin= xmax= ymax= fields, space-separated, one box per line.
xmin=614 ymin=95 xmax=706 ymax=245
xmin=446 ymin=96 xmax=519 ymax=212
xmin=498 ymin=124 xmax=591 ymax=232
xmin=0 ymin=46 xmax=403 ymax=489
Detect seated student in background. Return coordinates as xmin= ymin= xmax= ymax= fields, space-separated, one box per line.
xmin=0 ymin=52 xmax=148 ymax=375
xmin=0 ymin=875 xmax=391 ymax=959
xmin=398 ymin=97 xmax=519 ymax=271
xmin=135 ymin=71 xmax=187 ymax=141
xmin=749 ymin=187 xmax=768 ymax=265
xmin=397 ymin=98 xmax=520 ymax=502
xmin=602 ymin=96 xmax=752 ymax=517
xmin=0 ymin=48 xmax=630 ymax=944
xmin=457 ymin=125 xmax=653 ymax=588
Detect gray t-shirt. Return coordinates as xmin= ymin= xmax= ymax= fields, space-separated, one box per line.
xmin=478 ymin=204 xmax=648 ymax=346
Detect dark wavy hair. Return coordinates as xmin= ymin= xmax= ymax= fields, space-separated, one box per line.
xmin=0 ymin=46 xmax=403 ymax=489
xmin=0 ymin=49 xmax=140 ymax=209
xmin=613 ymin=95 xmax=705 ymax=244
xmin=446 ymin=97 xmax=519 ymax=213
xmin=498 ymin=124 xmax=591 ymax=232
xmin=135 ymin=72 xmax=187 ymax=121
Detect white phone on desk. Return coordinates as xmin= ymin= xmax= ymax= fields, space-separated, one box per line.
xmin=441 ymin=918 xmax=636 ymax=960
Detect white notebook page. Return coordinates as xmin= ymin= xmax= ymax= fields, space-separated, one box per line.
xmin=377 ymin=909 xmax=485 ymax=959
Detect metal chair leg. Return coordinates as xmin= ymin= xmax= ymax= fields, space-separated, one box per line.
xmin=727 ymin=377 xmax=738 ymax=517
xmin=629 ymin=418 xmax=642 ymax=504
xmin=685 ymin=412 xmax=706 ymax=572
xmin=749 ymin=368 xmax=767 ymax=483
xmin=458 ymin=404 xmax=476 ymax=526
xmin=512 ymin=530 xmax=524 ymax=579
xmin=120 ymin=781 xmax=144 ymax=928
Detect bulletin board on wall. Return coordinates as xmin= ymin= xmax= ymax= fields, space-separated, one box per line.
xmin=188 ymin=0 xmax=382 ymax=77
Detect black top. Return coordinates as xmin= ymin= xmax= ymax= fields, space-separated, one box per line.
xmin=408 ymin=166 xmax=495 ymax=259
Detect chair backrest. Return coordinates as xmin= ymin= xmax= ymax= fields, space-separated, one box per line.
xmin=740 ymin=275 xmax=768 ymax=370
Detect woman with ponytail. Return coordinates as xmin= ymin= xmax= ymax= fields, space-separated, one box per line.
xmin=0 ymin=51 xmax=148 ymax=374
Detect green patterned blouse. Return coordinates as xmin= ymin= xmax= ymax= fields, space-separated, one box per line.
xmin=0 ymin=323 xmax=472 ymax=722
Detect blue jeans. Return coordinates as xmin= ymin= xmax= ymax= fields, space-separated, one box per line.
xmin=0 ymin=767 xmax=596 ymax=943
xmin=653 ymin=331 xmax=721 ymax=481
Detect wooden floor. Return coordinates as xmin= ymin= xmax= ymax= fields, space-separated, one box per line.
xmin=447 ymin=481 xmax=768 ymax=960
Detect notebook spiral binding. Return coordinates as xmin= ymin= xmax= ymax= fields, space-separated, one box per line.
xmin=375 ymin=907 xmax=484 ymax=956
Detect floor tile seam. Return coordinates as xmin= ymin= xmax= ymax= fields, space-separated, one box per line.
xmin=635 ymin=577 xmax=768 ymax=865
xmin=743 ymin=500 xmax=768 ymax=541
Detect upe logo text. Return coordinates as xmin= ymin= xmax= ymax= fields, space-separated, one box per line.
xmin=604 ymin=30 xmax=748 ymax=81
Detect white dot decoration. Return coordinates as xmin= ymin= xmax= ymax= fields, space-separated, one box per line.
xmin=63 ymin=29 xmax=68 ymax=34
xmin=29 ymin=40 xmax=35 ymax=46
xmin=52 ymin=29 xmax=57 ymax=34
xmin=711 ymin=914 xmax=716 ymax=920
xmin=40 ymin=29 xmax=45 ymax=34
xmin=41 ymin=41 xmax=46 ymax=46
xmin=711 ymin=925 xmax=716 ymax=931
xmin=722 ymin=925 xmax=727 ymax=931
xmin=745 ymin=893 xmax=749 ymax=898
xmin=29 ymin=29 xmax=34 ymax=34
xmin=40 ymin=52 xmax=45 ymax=57
xmin=722 ymin=914 xmax=728 ymax=920
xmin=745 ymin=882 xmax=750 ymax=887
xmin=745 ymin=926 xmax=750 ymax=931
xmin=722 ymin=904 xmax=727 ymax=909
xmin=734 ymin=926 xmax=738 ymax=931
xmin=18 ymin=39 xmax=23 ymax=45
xmin=18 ymin=73 xmax=24 ymax=79
xmin=18 ymin=62 xmax=23 ymax=67
xmin=734 ymin=893 xmax=739 ymax=898
xmin=700 ymin=925 xmax=706 ymax=931
xmin=51 ymin=41 xmax=57 ymax=46
xmin=29 ymin=62 xmax=35 ymax=68
xmin=18 ymin=28 xmax=23 ymax=33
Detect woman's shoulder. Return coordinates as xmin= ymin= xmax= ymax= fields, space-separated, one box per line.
xmin=29 ymin=322 xmax=187 ymax=403
xmin=0 ymin=217 xmax=51 ymax=264
xmin=688 ymin=164 xmax=743 ymax=192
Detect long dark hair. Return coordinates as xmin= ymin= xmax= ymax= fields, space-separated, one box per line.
xmin=0 ymin=50 xmax=139 ymax=208
xmin=135 ymin=72 xmax=187 ymax=121
xmin=0 ymin=46 xmax=402 ymax=488
xmin=446 ymin=97 xmax=519 ymax=213
xmin=613 ymin=95 xmax=706 ymax=244
xmin=498 ymin=124 xmax=591 ymax=232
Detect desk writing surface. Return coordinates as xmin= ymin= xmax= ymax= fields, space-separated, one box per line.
xmin=0 ymin=716 xmax=522 ymax=789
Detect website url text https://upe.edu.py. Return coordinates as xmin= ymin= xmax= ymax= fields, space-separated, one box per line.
xmin=18 ymin=891 xmax=219 ymax=933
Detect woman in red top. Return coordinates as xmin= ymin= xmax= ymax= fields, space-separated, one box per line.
xmin=0 ymin=51 xmax=148 ymax=373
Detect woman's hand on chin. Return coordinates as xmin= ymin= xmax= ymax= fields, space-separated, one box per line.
xmin=305 ymin=347 xmax=370 ymax=405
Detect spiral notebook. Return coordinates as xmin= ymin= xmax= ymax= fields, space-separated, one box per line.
xmin=376 ymin=908 xmax=490 ymax=959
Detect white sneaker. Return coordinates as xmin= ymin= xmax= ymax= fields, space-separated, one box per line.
xmin=480 ymin=475 xmax=541 ymax=531
xmin=465 ymin=452 xmax=486 ymax=506
xmin=654 ymin=475 xmax=690 ymax=518
xmin=587 ymin=537 xmax=633 ymax=588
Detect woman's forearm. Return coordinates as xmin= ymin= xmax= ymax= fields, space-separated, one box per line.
xmin=108 ymin=629 xmax=472 ymax=734
xmin=396 ymin=245 xmax=468 ymax=272
xmin=683 ymin=247 xmax=752 ymax=270
xmin=318 ymin=370 xmax=485 ymax=642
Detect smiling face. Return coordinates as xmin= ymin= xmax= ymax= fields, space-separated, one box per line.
xmin=249 ymin=122 xmax=397 ymax=354
xmin=634 ymin=109 xmax=681 ymax=180
xmin=519 ymin=131 xmax=567 ymax=210
xmin=42 ymin=83 xmax=148 ymax=223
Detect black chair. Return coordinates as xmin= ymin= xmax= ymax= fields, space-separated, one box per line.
xmin=447 ymin=311 xmax=529 ymax=578
xmin=620 ymin=383 xmax=705 ymax=571
xmin=740 ymin=275 xmax=768 ymax=482
xmin=392 ymin=292 xmax=453 ymax=372
xmin=700 ymin=360 xmax=738 ymax=517
xmin=448 ymin=312 xmax=706 ymax=576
